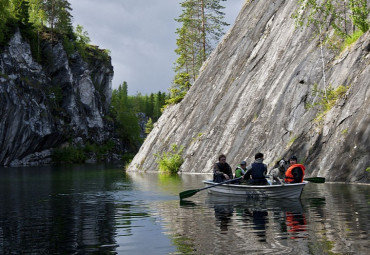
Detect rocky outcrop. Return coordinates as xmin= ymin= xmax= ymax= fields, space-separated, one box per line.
xmin=128 ymin=0 xmax=370 ymax=183
xmin=0 ymin=30 xmax=114 ymax=166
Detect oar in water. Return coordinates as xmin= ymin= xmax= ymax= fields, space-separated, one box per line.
xmin=179 ymin=177 xmax=242 ymax=200
xmin=304 ymin=177 xmax=325 ymax=183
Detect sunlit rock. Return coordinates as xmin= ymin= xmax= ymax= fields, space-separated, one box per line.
xmin=128 ymin=0 xmax=370 ymax=183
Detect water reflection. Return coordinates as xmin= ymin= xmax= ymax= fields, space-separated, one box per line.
xmin=0 ymin=167 xmax=369 ymax=255
xmin=0 ymin=165 xmax=126 ymax=254
xmin=206 ymin=195 xmax=308 ymax=242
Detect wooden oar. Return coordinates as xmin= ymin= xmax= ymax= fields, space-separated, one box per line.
xmin=179 ymin=177 xmax=242 ymax=200
xmin=304 ymin=177 xmax=325 ymax=183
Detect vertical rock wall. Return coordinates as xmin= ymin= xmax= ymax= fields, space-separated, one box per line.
xmin=128 ymin=0 xmax=370 ymax=183
xmin=0 ymin=30 xmax=113 ymax=166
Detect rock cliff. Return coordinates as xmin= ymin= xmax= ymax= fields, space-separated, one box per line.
xmin=0 ymin=30 xmax=113 ymax=166
xmin=128 ymin=0 xmax=370 ymax=183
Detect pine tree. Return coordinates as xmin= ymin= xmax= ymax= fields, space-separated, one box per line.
xmin=170 ymin=0 xmax=228 ymax=104
xmin=41 ymin=0 xmax=73 ymax=41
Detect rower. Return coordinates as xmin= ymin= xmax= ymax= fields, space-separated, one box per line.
xmin=243 ymin=153 xmax=268 ymax=185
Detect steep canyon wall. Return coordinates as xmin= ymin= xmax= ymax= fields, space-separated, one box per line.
xmin=0 ymin=30 xmax=113 ymax=165
xmin=128 ymin=0 xmax=370 ymax=183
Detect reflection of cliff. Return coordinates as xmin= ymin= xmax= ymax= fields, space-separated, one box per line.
xmin=0 ymin=166 xmax=121 ymax=254
xmin=303 ymin=183 xmax=370 ymax=254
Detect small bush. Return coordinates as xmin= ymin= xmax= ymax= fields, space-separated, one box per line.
xmin=52 ymin=146 xmax=86 ymax=164
xmin=155 ymin=144 xmax=184 ymax=174
xmin=342 ymin=30 xmax=364 ymax=51
xmin=308 ymin=84 xmax=350 ymax=122
xmin=145 ymin=118 xmax=154 ymax=134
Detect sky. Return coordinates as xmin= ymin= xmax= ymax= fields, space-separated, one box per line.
xmin=68 ymin=0 xmax=244 ymax=95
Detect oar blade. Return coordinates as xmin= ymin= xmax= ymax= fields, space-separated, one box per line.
xmin=179 ymin=189 xmax=200 ymax=200
xmin=304 ymin=177 xmax=326 ymax=183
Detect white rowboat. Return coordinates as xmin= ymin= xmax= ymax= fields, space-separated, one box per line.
xmin=202 ymin=180 xmax=308 ymax=199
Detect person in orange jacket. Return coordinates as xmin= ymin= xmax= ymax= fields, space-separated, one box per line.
xmin=284 ymin=155 xmax=305 ymax=183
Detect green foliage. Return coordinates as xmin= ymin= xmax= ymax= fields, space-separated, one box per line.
xmin=293 ymin=0 xmax=369 ymax=49
xmin=122 ymin=153 xmax=135 ymax=164
xmin=110 ymin=82 xmax=168 ymax=147
xmin=52 ymin=140 xmax=116 ymax=164
xmin=52 ymin=145 xmax=86 ymax=164
xmin=342 ymin=29 xmax=364 ymax=50
xmin=155 ymin=144 xmax=185 ymax=174
xmin=341 ymin=128 xmax=348 ymax=135
xmin=62 ymin=35 xmax=75 ymax=56
xmin=307 ymin=84 xmax=350 ymax=122
xmin=169 ymin=0 xmax=229 ymax=105
xmin=286 ymin=136 xmax=298 ymax=149
xmin=366 ymin=167 xmax=370 ymax=172
xmin=349 ymin=0 xmax=370 ymax=32
xmin=74 ymin=24 xmax=90 ymax=59
xmin=84 ymin=140 xmax=115 ymax=161
xmin=165 ymin=86 xmax=187 ymax=105
xmin=145 ymin=117 xmax=154 ymax=134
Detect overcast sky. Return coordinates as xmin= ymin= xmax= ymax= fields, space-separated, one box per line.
xmin=69 ymin=0 xmax=244 ymax=95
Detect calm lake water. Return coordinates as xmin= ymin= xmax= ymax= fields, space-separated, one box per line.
xmin=0 ymin=164 xmax=369 ymax=255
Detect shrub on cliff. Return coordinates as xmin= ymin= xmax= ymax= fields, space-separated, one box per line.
xmin=155 ymin=144 xmax=184 ymax=174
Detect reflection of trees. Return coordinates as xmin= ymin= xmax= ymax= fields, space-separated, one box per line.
xmin=0 ymin=165 xmax=127 ymax=254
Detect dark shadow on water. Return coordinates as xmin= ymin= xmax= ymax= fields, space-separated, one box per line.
xmin=179 ymin=200 xmax=198 ymax=208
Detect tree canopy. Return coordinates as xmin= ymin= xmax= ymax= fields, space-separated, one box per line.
xmin=168 ymin=0 xmax=229 ymax=104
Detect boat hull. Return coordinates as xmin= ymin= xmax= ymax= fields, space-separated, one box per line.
xmin=202 ymin=180 xmax=308 ymax=199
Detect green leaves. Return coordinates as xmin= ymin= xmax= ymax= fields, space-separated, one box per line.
xmin=293 ymin=0 xmax=370 ymax=38
xmin=169 ymin=0 xmax=229 ymax=106
xmin=155 ymin=144 xmax=185 ymax=174
xmin=110 ymin=82 xmax=168 ymax=145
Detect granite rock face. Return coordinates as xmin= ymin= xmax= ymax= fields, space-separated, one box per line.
xmin=0 ymin=30 xmax=114 ymax=166
xmin=128 ymin=0 xmax=370 ymax=183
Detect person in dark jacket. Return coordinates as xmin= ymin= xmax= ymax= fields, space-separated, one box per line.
xmin=243 ymin=152 xmax=268 ymax=185
xmin=213 ymin=154 xmax=233 ymax=183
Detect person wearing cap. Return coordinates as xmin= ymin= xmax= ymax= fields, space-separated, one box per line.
xmin=243 ymin=152 xmax=268 ymax=185
xmin=284 ymin=156 xmax=305 ymax=183
xmin=213 ymin=154 xmax=233 ymax=183
xmin=235 ymin=161 xmax=247 ymax=178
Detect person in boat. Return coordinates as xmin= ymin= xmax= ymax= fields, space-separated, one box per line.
xmin=269 ymin=159 xmax=287 ymax=184
xmin=235 ymin=161 xmax=247 ymax=178
xmin=243 ymin=152 xmax=268 ymax=185
xmin=234 ymin=161 xmax=247 ymax=184
xmin=284 ymin=155 xmax=305 ymax=183
xmin=213 ymin=154 xmax=233 ymax=183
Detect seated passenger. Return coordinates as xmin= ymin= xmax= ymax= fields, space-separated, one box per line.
xmin=243 ymin=153 xmax=268 ymax=185
xmin=234 ymin=161 xmax=247 ymax=184
xmin=284 ymin=156 xmax=305 ymax=183
xmin=235 ymin=161 xmax=247 ymax=178
xmin=213 ymin=154 xmax=233 ymax=183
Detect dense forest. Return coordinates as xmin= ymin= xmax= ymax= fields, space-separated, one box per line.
xmin=110 ymin=82 xmax=168 ymax=148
